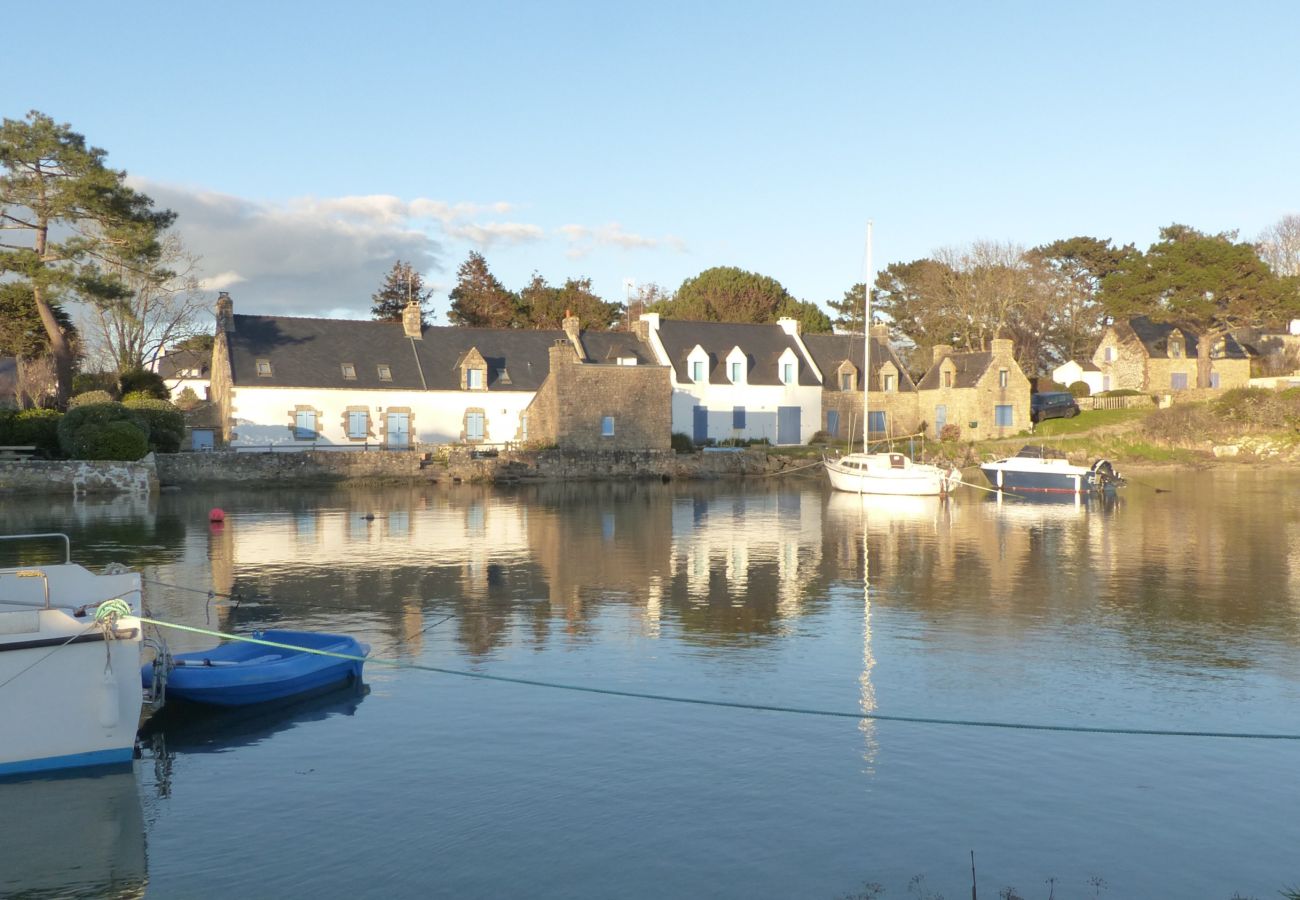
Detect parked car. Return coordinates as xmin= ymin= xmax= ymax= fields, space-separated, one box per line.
xmin=1030 ymin=391 xmax=1080 ymax=423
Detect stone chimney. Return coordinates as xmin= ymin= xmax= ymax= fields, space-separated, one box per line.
xmin=216 ymin=291 xmax=234 ymax=333
xmin=403 ymin=299 xmax=423 ymax=339
xmin=776 ymin=316 xmax=801 ymax=336
xmin=562 ymin=310 xmax=586 ymax=359
xmin=869 ymin=324 xmax=890 ymax=341
xmin=931 ymin=344 xmax=953 ymax=366
xmin=990 ymin=337 xmax=1013 ymax=357
xmin=633 ymin=312 xmax=660 ymax=343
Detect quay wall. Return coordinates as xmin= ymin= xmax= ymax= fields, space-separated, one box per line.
xmin=0 ymin=456 xmax=158 ymax=495
xmin=154 ymin=447 xmax=787 ymax=486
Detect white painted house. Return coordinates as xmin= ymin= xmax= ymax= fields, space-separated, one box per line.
xmin=1050 ymin=358 xmax=1105 ymax=394
xmin=634 ymin=314 xmax=823 ymax=445
xmin=209 ymin=293 xmax=655 ymax=449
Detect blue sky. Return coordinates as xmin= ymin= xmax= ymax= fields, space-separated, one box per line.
xmin=11 ymin=0 xmax=1300 ymax=322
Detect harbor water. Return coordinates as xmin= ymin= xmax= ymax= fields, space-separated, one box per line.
xmin=2 ymin=468 xmax=1298 ymax=898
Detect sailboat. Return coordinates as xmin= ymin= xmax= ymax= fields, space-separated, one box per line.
xmin=823 ymin=223 xmax=961 ymax=496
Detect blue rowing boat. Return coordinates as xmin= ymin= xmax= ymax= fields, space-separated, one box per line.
xmin=141 ymin=630 xmax=369 ymax=707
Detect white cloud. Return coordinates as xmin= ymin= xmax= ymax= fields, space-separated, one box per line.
xmin=125 ymin=180 xmax=686 ymax=317
xmin=559 ymin=222 xmax=688 ymax=258
xmin=445 ymin=221 xmax=545 ymax=246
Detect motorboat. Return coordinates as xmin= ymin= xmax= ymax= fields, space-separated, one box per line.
xmin=825 ymin=451 xmax=961 ymax=496
xmin=0 ymin=534 xmax=144 ymax=777
xmin=980 ymin=445 xmax=1123 ymax=495
xmin=142 ymin=630 xmax=368 ymax=707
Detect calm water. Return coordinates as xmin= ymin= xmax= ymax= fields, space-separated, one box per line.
xmin=3 ymin=470 xmax=1300 ymax=899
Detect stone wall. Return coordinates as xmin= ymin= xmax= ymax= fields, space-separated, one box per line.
xmin=821 ymin=390 xmax=923 ymax=442
xmin=439 ymin=446 xmax=786 ymax=482
xmin=0 ymin=456 xmax=158 ymax=495
xmin=156 ymin=449 xmax=426 ymax=485
xmin=527 ymin=345 xmax=672 ymax=451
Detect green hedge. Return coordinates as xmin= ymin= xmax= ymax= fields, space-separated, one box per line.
xmin=122 ymin=396 xmax=185 ymax=453
xmin=7 ymin=408 xmax=62 ymax=456
xmin=58 ymin=402 xmax=149 ymax=459
xmin=71 ymin=420 xmax=150 ymax=461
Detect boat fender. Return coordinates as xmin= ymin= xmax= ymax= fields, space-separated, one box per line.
xmin=99 ymin=667 xmax=119 ymax=729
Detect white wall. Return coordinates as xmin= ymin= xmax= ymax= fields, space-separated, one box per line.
xmin=1051 ymin=361 xmax=1103 ymax=394
xmin=227 ymin=385 xmax=534 ymax=446
xmin=668 ymin=381 xmax=823 ymax=444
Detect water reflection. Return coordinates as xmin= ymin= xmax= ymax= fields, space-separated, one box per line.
xmin=0 ymin=768 xmax=147 ymax=899
xmin=141 ymin=683 xmax=369 ymax=798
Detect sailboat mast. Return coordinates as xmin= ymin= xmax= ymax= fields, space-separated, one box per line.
xmin=863 ymin=221 xmax=873 ymax=449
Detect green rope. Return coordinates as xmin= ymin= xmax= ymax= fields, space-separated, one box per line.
xmin=137 ymin=616 xmax=1300 ymax=742
xmin=95 ymin=598 xmax=133 ymax=622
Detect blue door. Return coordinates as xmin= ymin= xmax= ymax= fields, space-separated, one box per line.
xmin=777 ymin=406 xmax=800 ymax=445
xmin=827 ymin=410 xmax=840 ymax=438
xmin=191 ymin=429 xmax=214 ymax=451
xmin=935 ymin=405 xmax=947 ymax=434
xmin=387 ymin=412 xmax=410 ymax=448
xmin=693 ymin=406 xmax=708 ymax=443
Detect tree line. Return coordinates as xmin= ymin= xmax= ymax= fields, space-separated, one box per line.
xmin=6 ymin=110 xmax=1300 ymax=408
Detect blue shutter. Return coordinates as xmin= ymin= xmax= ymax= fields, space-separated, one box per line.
xmin=867 ymin=410 xmax=886 ymax=435
xmin=827 ymin=410 xmax=840 ymax=437
xmin=995 ymin=404 xmax=1013 ymax=426
xmin=732 ymin=406 xmax=746 ymax=429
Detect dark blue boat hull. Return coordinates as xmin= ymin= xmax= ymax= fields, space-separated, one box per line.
xmin=979 ymin=466 xmax=1096 ymax=494
xmin=141 ymin=630 xmax=368 ymax=707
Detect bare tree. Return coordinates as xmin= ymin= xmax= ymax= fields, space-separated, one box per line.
xmin=1257 ymin=213 xmax=1300 ymax=277
xmin=79 ymin=233 xmax=209 ymax=373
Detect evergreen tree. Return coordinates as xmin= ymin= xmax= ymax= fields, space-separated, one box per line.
xmin=0 ymin=282 xmax=75 ymax=359
xmin=827 ymin=283 xmax=866 ymax=332
xmin=446 ymin=252 xmax=521 ymax=327
xmin=371 ymin=259 xmax=433 ymax=324
xmin=0 ymin=111 xmax=174 ymax=405
xmin=518 ymin=274 xmax=621 ymax=329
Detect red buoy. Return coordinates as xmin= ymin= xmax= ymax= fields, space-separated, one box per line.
xmin=209 ymin=508 xmax=226 ymax=522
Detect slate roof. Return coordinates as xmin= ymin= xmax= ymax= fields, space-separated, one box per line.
xmin=226 ymin=314 xmax=657 ymax=391
xmin=157 ymin=348 xmax=210 ymax=379
xmin=916 ymin=350 xmax=996 ymax=390
xmin=653 ymin=319 xmax=820 ymax=386
xmin=579 ymin=331 xmax=656 ymax=365
xmin=0 ymin=357 xmax=16 ymax=405
xmin=1122 ymin=316 xmax=1250 ymax=360
xmin=801 ymin=333 xmax=916 ymax=392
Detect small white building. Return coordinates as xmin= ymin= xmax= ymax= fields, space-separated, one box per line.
xmin=1051 ymin=358 xmax=1104 ymax=395
xmin=634 ymin=314 xmax=823 ymax=445
xmin=155 ymin=348 xmax=212 ymax=402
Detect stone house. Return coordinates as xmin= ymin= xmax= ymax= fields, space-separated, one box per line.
xmin=1094 ymin=316 xmax=1251 ymax=392
xmin=915 ymin=338 xmax=1032 ymax=440
xmin=633 ymin=314 xmax=823 ymax=445
xmin=801 ymin=326 xmax=924 ymax=441
xmin=209 ymin=292 xmax=668 ymax=450
xmin=524 ymin=325 xmax=671 ymax=451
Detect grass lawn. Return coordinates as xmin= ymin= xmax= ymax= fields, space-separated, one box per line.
xmin=1031 ymin=406 xmax=1151 ymax=436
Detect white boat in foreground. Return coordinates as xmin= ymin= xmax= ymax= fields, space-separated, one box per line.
xmin=1 ymin=534 xmax=144 ymax=777
xmin=824 ymin=451 xmax=961 ymax=496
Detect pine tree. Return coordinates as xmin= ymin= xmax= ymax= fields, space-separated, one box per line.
xmin=371 ymin=260 xmax=432 ymax=324
xmin=0 ymin=111 xmax=173 ymax=405
xmin=827 ymin=283 xmax=866 ymax=332
xmin=447 ymin=252 xmax=521 ymax=327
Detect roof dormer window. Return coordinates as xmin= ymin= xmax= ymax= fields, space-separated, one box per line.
xmin=341 ymin=363 xmax=356 ymax=380
xmin=466 ymin=368 xmax=484 ymax=389
xmin=725 ymin=346 xmax=747 ymax=385
xmin=256 ymin=359 xmax=272 ymax=377
xmin=377 ymin=364 xmax=392 ymax=381
xmin=1169 ymin=339 xmax=1183 ymax=358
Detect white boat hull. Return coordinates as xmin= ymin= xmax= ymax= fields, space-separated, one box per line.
xmin=1 ymin=562 xmax=144 ymax=777
xmin=824 ymin=453 xmax=960 ymax=496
